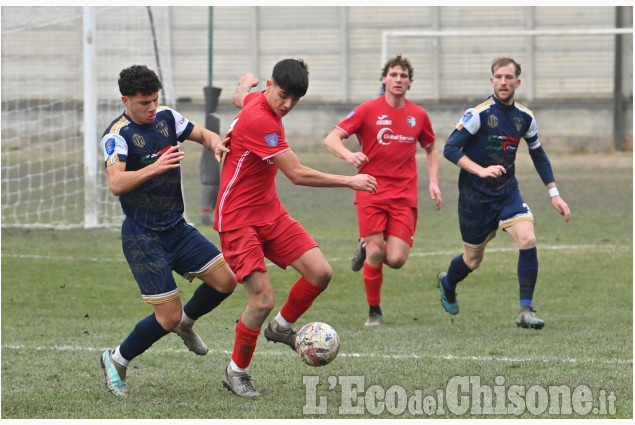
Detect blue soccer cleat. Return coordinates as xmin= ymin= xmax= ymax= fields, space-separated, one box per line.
xmin=515 ymin=306 xmax=544 ymax=330
xmin=100 ymin=348 xmax=128 ymax=396
xmin=437 ymin=272 xmax=459 ymax=315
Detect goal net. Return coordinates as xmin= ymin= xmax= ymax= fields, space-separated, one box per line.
xmin=1 ymin=6 xmax=174 ymax=229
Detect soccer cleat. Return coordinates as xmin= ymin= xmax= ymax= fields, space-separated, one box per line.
xmin=100 ymin=348 xmax=128 ymax=396
xmin=351 ymin=239 xmax=366 ymax=272
xmin=222 ymin=366 xmax=261 ymax=398
xmin=264 ymin=320 xmax=297 ymax=351
xmin=365 ymin=306 xmax=383 ymax=326
xmin=437 ymin=272 xmax=459 ymax=315
xmin=516 ymin=306 xmax=545 ymax=330
xmin=173 ymin=320 xmax=209 ymax=355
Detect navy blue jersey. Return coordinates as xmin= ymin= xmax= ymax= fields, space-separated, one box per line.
xmin=444 ymin=95 xmax=553 ymax=197
xmin=101 ymin=106 xmax=195 ymax=231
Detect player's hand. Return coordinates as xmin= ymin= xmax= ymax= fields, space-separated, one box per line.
xmin=345 ymin=151 xmax=369 ymax=169
xmin=238 ymin=73 xmax=259 ymax=89
xmin=429 ymin=184 xmax=442 ymax=210
xmin=213 ymin=135 xmax=230 ymax=163
xmin=154 ymin=145 xmax=184 ymax=174
xmin=351 ymin=174 xmax=377 ymax=193
xmin=480 ymin=165 xmax=506 ymax=179
xmin=552 ymin=196 xmax=571 ymax=222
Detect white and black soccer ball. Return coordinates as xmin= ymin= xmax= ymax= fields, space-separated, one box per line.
xmin=295 ymin=322 xmax=340 ymax=367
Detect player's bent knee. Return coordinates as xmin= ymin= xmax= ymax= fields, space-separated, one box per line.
xmin=314 ymin=270 xmax=332 ymax=288
xmin=465 ymin=258 xmax=482 ymax=270
xmin=386 ymin=256 xmax=407 ymax=269
xmin=252 ymin=293 xmax=275 ymax=314
xmin=156 ymin=311 xmax=182 ymax=331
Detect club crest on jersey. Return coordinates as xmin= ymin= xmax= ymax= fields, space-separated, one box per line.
xmin=133 ymin=133 xmax=146 ymax=148
xmin=265 ymin=132 xmax=279 ymax=147
xmin=156 ymin=120 xmax=169 ymax=137
xmin=105 ymin=137 xmax=116 ymax=155
xmin=407 ymin=116 xmax=416 ymax=127
xmin=514 ymin=117 xmax=524 ymax=132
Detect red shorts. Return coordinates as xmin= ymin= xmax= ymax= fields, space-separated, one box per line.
xmin=357 ymin=202 xmax=417 ymax=246
xmin=219 ymin=212 xmax=318 ymax=283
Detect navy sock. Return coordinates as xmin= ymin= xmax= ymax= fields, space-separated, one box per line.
xmin=518 ymin=247 xmax=538 ymax=308
xmin=445 ymin=254 xmax=473 ymax=292
xmin=183 ymin=283 xmax=232 ymax=320
xmin=119 ymin=313 xmax=169 ymax=362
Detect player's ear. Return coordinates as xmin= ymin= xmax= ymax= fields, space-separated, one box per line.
xmin=516 ymin=78 xmax=521 ymax=88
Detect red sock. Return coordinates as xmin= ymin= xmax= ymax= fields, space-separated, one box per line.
xmin=231 ymin=317 xmax=261 ymax=369
xmin=279 ymin=277 xmax=326 ymax=324
xmin=363 ymin=260 xmax=383 ymax=306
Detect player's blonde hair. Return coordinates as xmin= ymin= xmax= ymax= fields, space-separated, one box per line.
xmin=491 ymin=57 xmax=522 ymax=77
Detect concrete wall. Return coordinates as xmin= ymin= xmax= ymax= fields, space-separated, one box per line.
xmin=178 ymin=99 xmax=626 ymax=154
xmin=2 ymin=5 xmax=632 ymax=152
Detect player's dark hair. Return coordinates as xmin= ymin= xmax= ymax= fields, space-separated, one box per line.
xmin=380 ymin=55 xmax=414 ymax=90
xmin=271 ymin=59 xmax=309 ymax=99
xmin=118 ymin=65 xmax=162 ymax=97
xmin=491 ymin=57 xmax=522 ymax=77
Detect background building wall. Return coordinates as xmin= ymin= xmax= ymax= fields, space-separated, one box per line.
xmin=2 ymin=5 xmax=632 ymax=151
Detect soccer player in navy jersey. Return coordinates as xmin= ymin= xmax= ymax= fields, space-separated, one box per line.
xmin=438 ymin=57 xmax=571 ymax=329
xmin=99 ymin=65 xmax=236 ymax=396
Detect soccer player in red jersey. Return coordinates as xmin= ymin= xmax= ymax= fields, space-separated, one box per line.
xmin=324 ymin=55 xmax=442 ymax=326
xmin=214 ymin=59 xmax=377 ymax=397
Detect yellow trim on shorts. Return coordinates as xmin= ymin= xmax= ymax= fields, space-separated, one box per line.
xmin=464 ymin=230 xmax=497 ymax=252
xmin=183 ymin=254 xmax=227 ymax=283
xmin=500 ymin=214 xmax=534 ymax=230
xmin=142 ymin=289 xmax=180 ymax=305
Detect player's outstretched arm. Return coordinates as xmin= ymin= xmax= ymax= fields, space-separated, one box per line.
xmin=273 ymin=150 xmax=377 ymax=192
xmin=324 ymin=128 xmax=369 ymax=169
xmin=232 ymin=73 xmax=259 ymax=108
xmin=188 ymin=123 xmax=229 ymax=163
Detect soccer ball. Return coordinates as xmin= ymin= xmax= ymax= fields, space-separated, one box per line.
xmin=295 ymin=322 xmax=340 ymax=367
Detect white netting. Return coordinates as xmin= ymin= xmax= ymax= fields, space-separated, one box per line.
xmin=1 ymin=6 xmax=174 ymax=228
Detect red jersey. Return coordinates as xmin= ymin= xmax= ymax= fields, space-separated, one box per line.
xmin=336 ymin=96 xmax=435 ymax=207
xmin=214 ymin=91 xmax=290 ymax=232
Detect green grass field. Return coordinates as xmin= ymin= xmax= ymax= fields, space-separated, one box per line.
xmin=1 ymin=148 xmax=632 ymax=419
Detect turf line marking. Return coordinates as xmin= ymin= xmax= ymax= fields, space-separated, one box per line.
xmin=3 ymin=344 xmax=631 ymax=365
xmin=1 ymin=244 xmax=624 ymax=264
xmin=329 ymin=244 xmax=623 ymax=263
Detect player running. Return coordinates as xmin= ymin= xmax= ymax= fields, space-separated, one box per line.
xmin=324 ymin=55 xmax=442 ymax=326
xmin=215 ymin=59 xmax=377 ymax=397
xmin=438 ymin=57 xmax=571 ymax=328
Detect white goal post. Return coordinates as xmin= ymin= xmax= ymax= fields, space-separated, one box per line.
xmin=1 ymin=6 xmax=175 ymax=229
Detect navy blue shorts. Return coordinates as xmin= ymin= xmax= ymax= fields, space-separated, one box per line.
xmin=458 ymin=188 xmax=534 ymax=250
xmin=121 ymin=218 xmax=225 ymax=304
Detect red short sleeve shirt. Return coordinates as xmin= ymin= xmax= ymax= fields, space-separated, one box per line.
xmin=214 ymin=91 xmax=290 ymax=232
xmin=336 ymin=96 xmax=435 ymax=207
